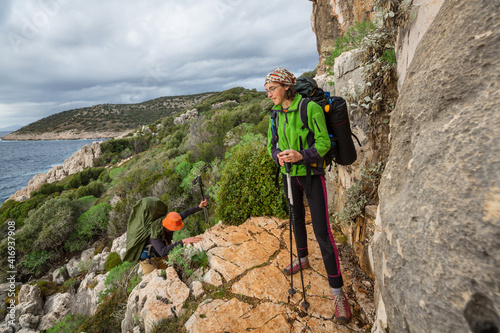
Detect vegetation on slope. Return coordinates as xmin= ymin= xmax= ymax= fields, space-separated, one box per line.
xmin=0 ymin=87 xmax=287 ymax=285
xmin=11 ymin=92 xmax=215 ymax=135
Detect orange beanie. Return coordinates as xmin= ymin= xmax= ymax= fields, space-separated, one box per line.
xmin=162 ymin=212 xmax=184 ymax=231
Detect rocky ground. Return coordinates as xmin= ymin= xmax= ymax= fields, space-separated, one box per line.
xmin=173 ymin=215 xmax=375 ymax=332
xmin=1 ymin=214 xmax=374 ymax=333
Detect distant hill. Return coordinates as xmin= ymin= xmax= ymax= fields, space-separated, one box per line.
xmin=2 ymin=93 xmax=215 ymax=140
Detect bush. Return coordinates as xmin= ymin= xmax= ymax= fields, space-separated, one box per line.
xmin=21 ymin=250 xmax=55 ymax=275
xmin=324 ymin=20 xmax=376 ymax=79
xmin=215 ymin=133 xmax=288 ymax=225
xmin=78 ymin=195 xmax=98 ymax=207
xmin=333 ymin=162 xmax=384 ymax=227
xmin=39 ymin=182 xmax=64 ymax=195
xmin=98 ymin=261 xmax=137 ymax=302
xmin=74 ymin=181 xmax=105 ymax=198
xmin=64 ymin=202 xmax=111 ymax=252
xmin=46 ymin=314 xmax=89 ymax=333
xmin=0 ymin=194 xmax=46 ymax=227
xmin=76 ymin=203 xmax=111 ymax=238
xmin=166 ymin=245 xmax=208 ymax=278
xmin=104 ymin=252 xmax=123 ymax=272
xmin=17 ymin=198 xmax=85 ymax=255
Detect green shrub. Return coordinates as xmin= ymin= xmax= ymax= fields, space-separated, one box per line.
xmin=166 ymin=244 xmax=190 ymax=274
xmin=74 ymin=181 xmax=105 ymax=198
xmin=76 ymin=202 xmax=111 ymax=238
xmin=17 ymin=198 xmax=85 ymax=254
xmin=0 ymin=195 xmax=46 ymax=227
xmin=77 ymin=259 xmax=95 ymax=275
xmin=176 ymin=161 xmax=193 ymax=179
xmin=109 ymin=167 xmax=126 ymax=181
xmin=78 ymin=195 xmax=98 ymax=207
xmin=39 ymin=182 xmax=64 ymax=195
xmin=64 ymin=202 xmax=111 ymax=253
xmin=333 ymin=163 xmax=384 ymax=227
xmin=63 ymin=168 xmax=105 ymax=189
xmin=98 ymin=261 xmax=136 ymax=302
xmin=33 ymin=280 xmax=59 ymax=298
xmin=215 ymin=133 xmax=288 ymax=225
xmin=46 ymin=314 xmax=88 ymax=333
xmin=21 ymin=251 xmax=55 ymax=275
xmin=104 ymin=252 xmax=123 ymax=272
xmin=325 ymin=20 xmax=376 ymax=79
xmin=61 ymin=277 xmax=79 ymax=292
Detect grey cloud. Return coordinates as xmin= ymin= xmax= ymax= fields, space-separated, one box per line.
xmin=0 ymin=0 xmax=318 ymax=129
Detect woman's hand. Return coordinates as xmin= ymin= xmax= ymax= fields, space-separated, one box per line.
xmin=199 ymin=199 xmax=208 ymax=209
xmin=182 ymin=236 xmax=202 ymax=245
xmin=277 ymin=149 xmax=303 ymax=166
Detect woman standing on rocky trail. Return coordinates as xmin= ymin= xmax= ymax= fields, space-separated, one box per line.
xmin=265 ymin=68 xmax=351 ymax=324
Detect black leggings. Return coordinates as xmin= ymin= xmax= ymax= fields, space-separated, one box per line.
xmin=283 ymin=174 xmax=344 ymax=288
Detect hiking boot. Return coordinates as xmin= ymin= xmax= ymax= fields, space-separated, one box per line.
xmin=283 ymin=257 xmax=309 ymax=275
xmin=334 ymin=292 xmax=351 ymax=324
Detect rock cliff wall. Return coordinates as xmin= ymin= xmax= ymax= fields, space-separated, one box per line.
xmin=313 ymin=0 xmax=499 ymax=332
xmin=374 ymin=0 xmax=499 ymax=331
xmin=311 ymin=0 xmax=373 ymax=74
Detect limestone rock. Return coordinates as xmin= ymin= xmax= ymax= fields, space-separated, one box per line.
xmin=184 ymin=298 xmax=252 ymax=333
xmin=65 ymin=258 xmax=80 ymax=278
xmin=17 ymin=285 xmax=42 ymax=308
xmin=37 ymin=293 xmax=72 ymax=331
xmin=395 ymin=0 xmax=446 ymax=90
xmin=111 ymin=232 xmax=127 ymax=260
xmin=375 ymin=0 xmax=500 ymax=331
xmin=311 ymin=0 xmax=373 ymax=74
xmin=165 ymin=267 xmax=190 ymax=312
xmin=231 ymin=265 xmax=290 ymax=303
xmin=16 ymin=285 xmax=43 ymax=317
xmin=203 ymin=269 xmax=223 ymax=287
xmin=18 ymin=314 xmax=39 ymax=329
xmin=71 ymin=271 xmax=107 ymax=316
xmin=17 ymin=329 xmax=39 ymax=333
xmin=190 ymin=281 xmax=204 ymax=299
xmin=80 ymin=248 xmax=96 ymax=262
xmin=333 ymin=48 xmax=364 ymax=96
xmin=51 ymin=266 xmax=69 ymax=285
xmin=121 ymin=268 xmax=191 ymax=333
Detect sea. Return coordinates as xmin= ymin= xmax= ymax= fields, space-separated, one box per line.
xmin=0 ymin=131 xmax=106 ymax=204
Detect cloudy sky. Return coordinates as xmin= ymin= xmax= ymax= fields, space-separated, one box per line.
xmin=0 ymin=0 xmax=319 ymax=130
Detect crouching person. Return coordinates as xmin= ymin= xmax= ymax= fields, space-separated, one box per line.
xmin=123 ymin=197 xmax=206 ymax=275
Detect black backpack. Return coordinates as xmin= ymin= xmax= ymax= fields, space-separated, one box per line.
xmin=294 ymin=77 xmax=361 ymax=168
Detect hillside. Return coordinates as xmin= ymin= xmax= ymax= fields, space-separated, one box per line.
xmin=2 ymin=92 xmax=215 ymax=140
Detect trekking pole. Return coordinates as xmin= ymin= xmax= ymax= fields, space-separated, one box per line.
xmin=285 ymin=162 xmax=310 ymax=310
xmin=193 ymin=175 xmax=209 ymax=225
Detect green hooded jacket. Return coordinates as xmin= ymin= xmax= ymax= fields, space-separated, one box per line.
xmin=122 ymin=197 xmax=167 ymax=263
xmin=267 ymin=94 xmax=330 ymax=177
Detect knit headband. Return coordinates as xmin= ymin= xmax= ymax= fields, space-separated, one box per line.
xmin=264 ymin=68 xmax=296 ymax=86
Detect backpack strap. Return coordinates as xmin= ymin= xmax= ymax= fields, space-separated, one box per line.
xmin=270 ymin=109 xmax=279 ymax=139
xmin=298 ymin=98 xmax=312 ymax=132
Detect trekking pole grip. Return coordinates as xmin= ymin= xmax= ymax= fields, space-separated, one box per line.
xmin=285 ymin=162 xmax=292 ymax=174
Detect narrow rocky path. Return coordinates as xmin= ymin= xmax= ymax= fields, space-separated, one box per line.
xmin=180 ymin=215 xmax=375 ymax=332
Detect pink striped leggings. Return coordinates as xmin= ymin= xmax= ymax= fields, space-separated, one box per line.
xmin=283 ymin=174 xmax=344 ymax=288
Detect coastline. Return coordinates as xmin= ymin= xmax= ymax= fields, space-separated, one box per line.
xmin=4 ymin=141 xmax=104 ymax=202
xmin=1 ymin=130 xmax=130 ymax=141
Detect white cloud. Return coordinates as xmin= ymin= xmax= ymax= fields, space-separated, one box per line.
xmin=0 ymin=0 xmax=318 ymax=129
